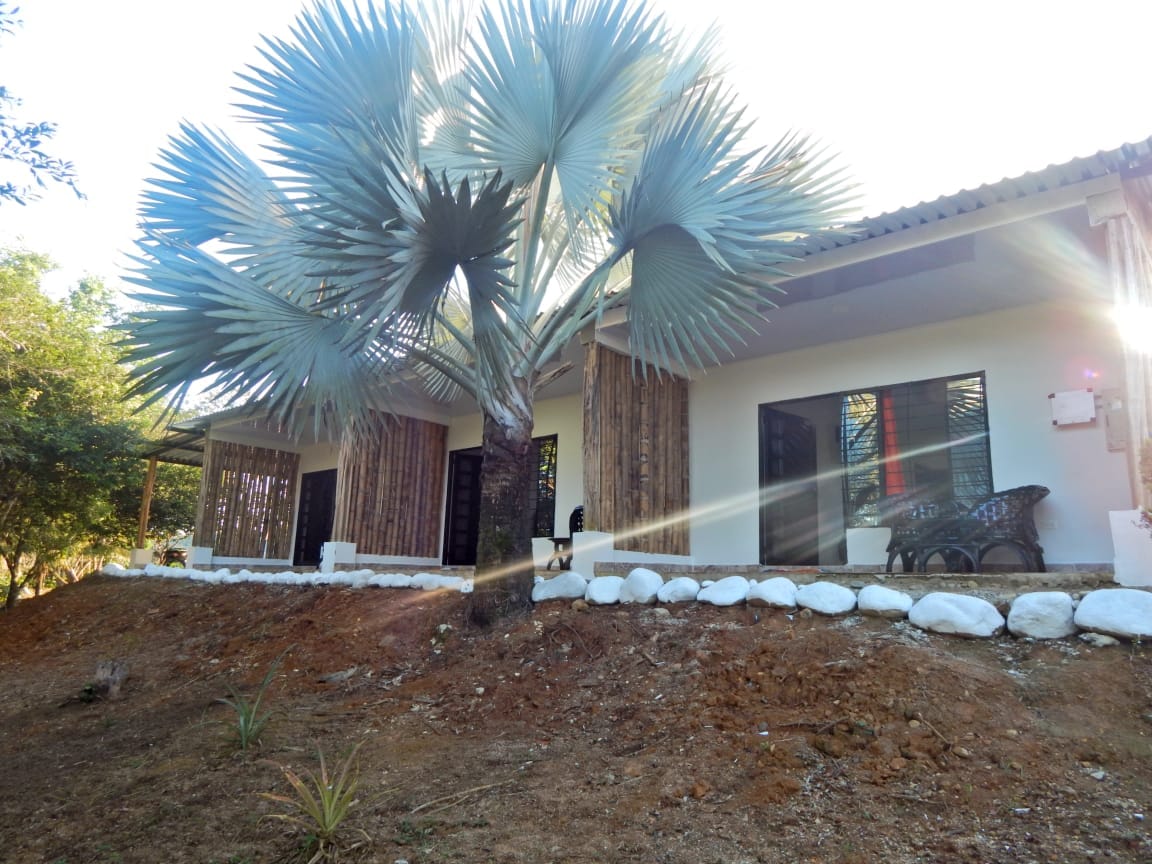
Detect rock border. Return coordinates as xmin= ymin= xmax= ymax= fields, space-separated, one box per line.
xmin=102 ymin=563 xmax=1149 ymax=644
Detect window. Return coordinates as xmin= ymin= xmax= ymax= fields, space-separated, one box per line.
xmin=532 ymin=435 xmax=558 ymax=538
xmin=840 ymin=373 xmax=991 ymax=527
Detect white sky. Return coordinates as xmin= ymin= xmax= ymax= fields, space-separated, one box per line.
xmin=1 ymin=0 xmax=1150 ymax=297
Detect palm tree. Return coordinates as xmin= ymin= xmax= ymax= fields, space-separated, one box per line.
xmin=121 ymin=0 xmax=853 ymax=624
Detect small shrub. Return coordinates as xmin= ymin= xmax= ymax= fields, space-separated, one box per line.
xmin=261 ymin=742 xmax=368 ymax=863
xmin=217 ymin=648 xmax=289 ymax=752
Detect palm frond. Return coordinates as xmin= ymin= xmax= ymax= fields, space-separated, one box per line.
xmin=139 ymin=123 xmax=325 ymax=299
xmin=605 ymin=85 xmax=856 ymax=370
xmin=120 ymin=236 xmax=395 ymax=436
xmin=236 ymin=1 xmax=418 ymax=167
xmin=464 ymin=0 xmax=676 ymax=242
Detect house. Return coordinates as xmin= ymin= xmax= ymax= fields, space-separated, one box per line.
xmin=140 ymin=137 xmax=1152 ymax=579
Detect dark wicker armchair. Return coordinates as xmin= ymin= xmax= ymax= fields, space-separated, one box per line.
xmin=880 ymin=492 xmax=967 ymax=573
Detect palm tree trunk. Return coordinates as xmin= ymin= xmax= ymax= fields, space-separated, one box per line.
xmin=466 ymin=407 xmax=537 ymax=627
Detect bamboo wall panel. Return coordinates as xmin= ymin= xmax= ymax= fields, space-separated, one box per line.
xmin=194 ymin=439 xmax=300 ymax=559
xmin=582 ymin=343 xmax=690 ymax=555
xmin=334 ymin=414 xmax=448 ymax=557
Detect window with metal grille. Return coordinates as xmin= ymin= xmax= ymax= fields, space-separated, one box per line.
xmin=840 ymin=374 xmax=991 ymax=527
xmin=532 ymin=435 xmax=558 ymax=537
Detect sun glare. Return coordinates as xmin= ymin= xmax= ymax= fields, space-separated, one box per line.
xmin=1113 ymin=303 xmax=1152 ymax=355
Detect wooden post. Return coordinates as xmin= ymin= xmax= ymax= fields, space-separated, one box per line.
xmin=137 ymin=456 xmax=158 ymax=549
xmin=582 ymin=341 xmax=603 ymax=532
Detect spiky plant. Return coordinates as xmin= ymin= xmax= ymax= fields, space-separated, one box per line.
xmin=120 ymin=0 xmax=854 ymax=624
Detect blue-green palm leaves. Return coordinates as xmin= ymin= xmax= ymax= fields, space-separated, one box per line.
xmin=120 ymin=0 xmax=853 ymax=434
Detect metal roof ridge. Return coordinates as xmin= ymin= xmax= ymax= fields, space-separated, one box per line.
xmin=800 ymin=134 xmax=1152 ymax=256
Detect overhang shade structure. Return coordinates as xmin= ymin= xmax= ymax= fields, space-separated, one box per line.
xmin=134 ymin=422 xmax=208 ymax=551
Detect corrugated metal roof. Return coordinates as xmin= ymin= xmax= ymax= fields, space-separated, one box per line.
xmin=800 ymin=135 xmax=1152 ymax=256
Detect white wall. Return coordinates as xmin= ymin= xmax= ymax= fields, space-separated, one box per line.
xmin=689 ymin=301 xmax=1131 ymax=567
xmin=444 ymin=392 xmax=585 ymax=541
xmin=298 ymin=442 xmax=340 ymax=474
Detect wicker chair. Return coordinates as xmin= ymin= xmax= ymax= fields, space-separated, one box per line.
xmin=880 ymin=492 xmax=967 ymax=573
xmin=912 ymin=485 xmax=1051 ymax=573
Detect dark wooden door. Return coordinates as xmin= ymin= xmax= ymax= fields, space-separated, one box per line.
xmin=442 ymin=449 xmax=483 ymax=566
xmin=293 ymin=469 xmax=337 ymax=566
xmin=759 ymin=407 xmax=819 ymax=565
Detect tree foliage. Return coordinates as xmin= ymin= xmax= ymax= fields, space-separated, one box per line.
xmin=0 ymin=251 xmax=197 ymax=606
xmin=0 ymin=3 xmax=82 ymax=205
xmin=120 ymin=0 xmax=853 ymax=623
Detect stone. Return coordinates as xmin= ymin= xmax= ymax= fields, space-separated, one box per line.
xmin=1073 ymin=589 xmax=1152 ymax=640
xmin=908 ymin=592 xmax=1005 ymax=638
xmin=795 ymin=581 xmax=857 ymax=616
xmin=1007 ymin=592 xmax=1077 ymax=639
xmin=697 ymin=576 xmax=750 ymax=606
xmin=747 ymin=576 xmax=797 ymax=608
xmin=1080 ymin=632 xmax=1121 ymax=647
xmin=857 ymin=584 xmax=914 ymax=619
xmin=532 ymin=570 xmax=590 ymax=602
xmin=657 ymin=576 xmax=701 ymax=603
xmin=619 ymin=568 xmax=663 ymax=604
xmin=410 ymin=572 xmax=467 ymax=591
xmin=585 ymin=576 xmax=624 ymax=605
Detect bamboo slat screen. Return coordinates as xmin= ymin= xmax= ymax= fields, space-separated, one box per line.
xmin=582 ymin=342 xmax=690 ymax=555
xmin=195 ymin=439 xmax=300 ymax=559
xmin=333 ymin=413 xmax=448 ymax=557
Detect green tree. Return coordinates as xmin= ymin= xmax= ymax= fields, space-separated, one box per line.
xmin=0 ymin=254 xmax=149 ymax=605
xmin=120 ymin=0 xmax=852 ymax=624
xmin=0 ymin=4 xmax=82 ymax=205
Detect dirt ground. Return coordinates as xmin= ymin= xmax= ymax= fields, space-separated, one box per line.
xmin=2 ymin=574 xmax=1152 ymax=864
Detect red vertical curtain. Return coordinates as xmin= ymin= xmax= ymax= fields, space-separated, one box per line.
xmin=880 ymin=389 xmax=906 ymax=494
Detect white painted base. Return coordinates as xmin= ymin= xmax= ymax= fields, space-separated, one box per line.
xmin=129 ymin=548 xmax=153 ymax=568
xmin=531 ymin=537 xmax=555 ymax=569
xmin=188 ymin=546 xmax=214 ymax=567
xmin=1110 ymin=510 xmax=1152 ymax=587
xmin=320 ymin=541 xmax=357 ymax=573
xmin=570 ymin=531 xmax=616 ymax=579
xmin=846 ymin=527 xmax=892 ymax=567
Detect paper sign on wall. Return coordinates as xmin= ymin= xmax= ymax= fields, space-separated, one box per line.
xmin=1049 ymin=389 xmax=1096 ymax=426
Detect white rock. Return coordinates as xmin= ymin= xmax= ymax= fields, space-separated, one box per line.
xmin=1007 ymin=592 xmax=1077 ymax=639
xmin=619 ymin=568 xmax=663 ymax=604
xmin=1074 ymin=589 xmax=1152 ymax=640
xmin=697 ymin=576 xmax=750 ymax=606
xmin=857 ymin=584 xmax=914 ymax=619
xmin=657 ymin=576 xmax=701 ymax=603
xmin=795 ymin=581 xmax=857 ymax=616
xmin=411 ymin=572 xmax=467 ymax=591
xmin=748 ymin=577 xmax=797 ymax=608
xmin=532 ymin=571 xmax=589 ymax=602
xmin=102 ymin=563 xmax=128 ymax=577
xmin=1080 ymin=631 xmax=1121 ymax=647
xmin=585 ymin=575 xmax=624 ymax=605
xmin=369 ymin=573 xmax=413 ymax=589
xmin=909 ymin=592 xmax=1005 ymax=637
